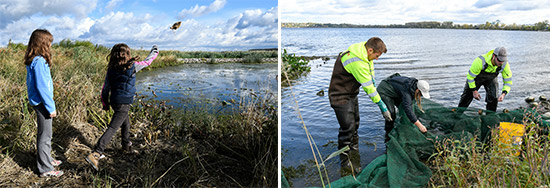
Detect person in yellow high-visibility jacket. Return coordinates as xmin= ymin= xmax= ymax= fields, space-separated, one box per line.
xmin=328 ymin=37 xmax=391 ymax=176
xmin=458 ymin=47 xmax=512 ymax=112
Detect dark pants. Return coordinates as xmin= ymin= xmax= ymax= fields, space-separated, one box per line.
xmin=33 ymin=103 xmax=54 ymax=173
xmin=458 ymin=76 xmax=499 ymax=112
xmin=94 ymin=103 xmax=131 ymax=153
xmin=331 ymin=96 xmax=360 ymax=169
xmin=377 ymin=80 xmax=400 ymax=142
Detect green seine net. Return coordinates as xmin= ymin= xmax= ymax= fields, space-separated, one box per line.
xmin=283 ymin=99 xmax=550 ymax=187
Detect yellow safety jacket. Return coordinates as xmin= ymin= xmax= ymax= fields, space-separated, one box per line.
xmin=466 ymin=50 xmax=512 ymax=94
xmin=329 ymin=42 xmax=381 ymax=105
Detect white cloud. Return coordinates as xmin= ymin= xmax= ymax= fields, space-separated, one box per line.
xmin=80 ymin=12 xmax=235 ymax=50
xmin=221 ymin=7 xmax=278 ymax=48
xmin=281 ymin=0 xmax=550 ymax=24
xmin=42 ymin=17 xmax=95 ymax=41
xmin=234 ymin=8 xmax=278 ymax=29
xmin=0 ymin=1 xmax=276 ymax=51
xmin=178 ymin=0 xmax=226 ymax=19
xmin=0 ymin=0 xmax=98 ymax=28
xmin=80 ymin=12 xmax=157 ymax=42
xmin=77 ymin=8 xmax=277 ymax=51
xmin=473 ymin=0 xmax=500 ymax=8
xmin=0 ymin=17 xmax=40 ymax=45
xmin=105 ymin=0 xmax=123 ymax=11
xmin=0 ymin=15 xmax=96 ymax=46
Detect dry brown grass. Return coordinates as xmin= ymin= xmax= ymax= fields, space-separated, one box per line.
xmin=0 ymin=43 xmax=277 ymax=187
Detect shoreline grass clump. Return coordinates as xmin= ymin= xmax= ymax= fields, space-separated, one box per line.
xmin=428 ymin=117 xmax=550 ymax=187
xmin=0 ymin=40 xmax=277 ymax=187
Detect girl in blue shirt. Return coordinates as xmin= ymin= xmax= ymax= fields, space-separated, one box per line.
xmin=24 ymin=29 xmax=63 ymax=177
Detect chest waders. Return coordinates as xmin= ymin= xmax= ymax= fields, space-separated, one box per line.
xmin=458 ymin=56 xmax=503 ymax=112
xmin=329 ymin=51 xmax=362 ymax=176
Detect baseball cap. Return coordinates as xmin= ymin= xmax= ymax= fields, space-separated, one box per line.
xmin=493 ymin=47 xmax=507 ymax=62
xmin=417 ymin=80 xmax=430 ymax=99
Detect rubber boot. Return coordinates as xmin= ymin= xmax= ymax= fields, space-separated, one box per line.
xmin=350 ymin=134 xmax=361 ymax=174
xmin=340 ymin=134 xmax=361 ymax=177
xmin=338 ymin=138 xmax=352 ymax=177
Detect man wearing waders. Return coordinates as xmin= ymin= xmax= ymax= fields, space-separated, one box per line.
xmin=458 ymin=47 xmax=512 ymax=112
xmin=328 ymin=37 xmax=392 ymax=176
xmin=377 ymin=74 xmax=430 ymax=143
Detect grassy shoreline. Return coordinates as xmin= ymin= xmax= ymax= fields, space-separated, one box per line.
xmin=142 ymin=49 xmax=277 ymax=70
xmin=0 ymin=43 xmax=277 ymax=187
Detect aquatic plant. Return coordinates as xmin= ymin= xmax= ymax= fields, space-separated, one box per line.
xmin=281 ymin=49 xmax=311 ymax=83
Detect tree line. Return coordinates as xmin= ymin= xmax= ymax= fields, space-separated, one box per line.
xmin=282 ymin=20 xmax=550 ymax=31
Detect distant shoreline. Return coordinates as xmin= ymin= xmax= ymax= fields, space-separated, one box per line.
xmin=282 ymin=21 xmax=550 ymax=31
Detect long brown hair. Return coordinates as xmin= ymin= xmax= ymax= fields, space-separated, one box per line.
xmin=24 ymin=29 xmax=53 ymax=66
xmin=107 ymin=43 xmax=139 ymax=71
xmin=415 ymin=89 xmax=423 ymax=112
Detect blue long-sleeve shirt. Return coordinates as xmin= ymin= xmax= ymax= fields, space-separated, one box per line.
xmin=26 ymin=56 xmax=56 ymax=113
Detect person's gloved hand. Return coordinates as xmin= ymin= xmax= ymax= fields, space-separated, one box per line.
xmin=472 ymin=90 xmax=481 ymax=100
xmin=150 ymin=45 xmax=159 ymax=54
xmin=382 ymin=111 xmax=392 ymax=122
xmin=498 ymin=93 xmax=506 ymax=102
xmin=377 ymin=101 xmax=393 ymax=121
xmin=143 ymin=45 xmax=159 ymax=62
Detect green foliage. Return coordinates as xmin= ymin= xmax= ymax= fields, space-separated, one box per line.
xmin=54 ymin=38 xmax=109 ymax=52
xmin=242 ymin=53 xmax=264 ymax=64
xmin=283 ymin=20 xmax=550 ymax=31
xmin=282 ymin=49 xmax=310 ymax=83
xmin=7 ymin=41 xmax=26 ymax=51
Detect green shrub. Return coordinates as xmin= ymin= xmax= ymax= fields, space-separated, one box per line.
xmin=282 ymin=49 xmax=310 ymax=83
xmin=54 ymin=38 xmax=108 ymax=52
xmin=242 ymin=53 xmax=263 ymax=64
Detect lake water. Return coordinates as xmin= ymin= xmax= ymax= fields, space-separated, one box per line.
xmin=281 ymin=28 xmax=550 ymax=186
xmin=135 ymin=63 xmax=278 ymax=112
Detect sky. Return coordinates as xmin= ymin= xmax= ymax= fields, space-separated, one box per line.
xmin=280 ymin=0 xmax=550 ymax=25
xmin=0 ymin=0 xmax=278 ymax=51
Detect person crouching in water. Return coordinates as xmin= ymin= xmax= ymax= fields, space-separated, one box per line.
xmin=377 ymin=73 xmax=430 ymax=143
xmin=86 ymin=43 xmax=159 ymax=170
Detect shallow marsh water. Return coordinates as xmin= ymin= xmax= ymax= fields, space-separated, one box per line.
xmin=282 ymin=28 xmax=550 ymax=186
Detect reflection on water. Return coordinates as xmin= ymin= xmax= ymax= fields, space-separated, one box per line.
xmin=282 ymin=28 xmax=550 ymax=186
xmin=135 ymin=63 xmax=278 ymax=112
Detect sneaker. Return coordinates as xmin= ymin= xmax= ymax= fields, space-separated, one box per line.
xmin=51 ymin=159 xmax=62 ymax=167
xmin=86 ymin=152 xmax=101 ymax=171
xmin=40 ymin=170 xmax=63 ymax=177
xmin=122 ymin=141 xmax=133 ymax=151
xmin=122 ymin=141 xmax=138 ymax=154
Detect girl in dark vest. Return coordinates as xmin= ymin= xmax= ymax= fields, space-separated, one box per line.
xmin=86 ymin=43 xmax=159 ymax=170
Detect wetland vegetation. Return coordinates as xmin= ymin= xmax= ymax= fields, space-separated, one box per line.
xmin=0 ymin=40 xmax=277 ymax=187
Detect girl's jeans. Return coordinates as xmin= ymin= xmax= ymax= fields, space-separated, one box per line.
xmin=94 ymin=103 xmax=131 ymax=153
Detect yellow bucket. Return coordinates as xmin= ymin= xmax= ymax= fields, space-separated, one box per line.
xmin=498 ymin=122 xmax=525 ymax=156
